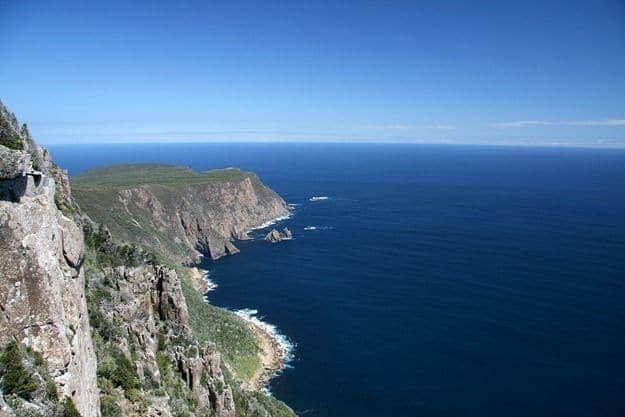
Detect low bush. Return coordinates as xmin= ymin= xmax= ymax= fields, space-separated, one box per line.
xmin=0 ymin=341 xmax=37 ymax=399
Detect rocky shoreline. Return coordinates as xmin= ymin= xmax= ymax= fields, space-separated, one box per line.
xmin=243 ymin=318 xmax=287 ymax=392
xmin=191 ymin=265 xmax=290 ymax=393
xmin=188 ymin=266 xmax=218 ymax=294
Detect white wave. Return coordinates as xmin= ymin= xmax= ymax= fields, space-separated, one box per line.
xmin=287 ymin=203 xmax=301 ymax=207
xmin=304 ymin=226 xmax=317 ymax=231
xmin=234 ymin=308 xmax=295 ymax=386
xmin=199 ymin=268 xmax=217 ymax=292
xmin=309 ymin=196 xmax=329 ymax=201
xmin=248 ymin=212 xmax=293 ymax=232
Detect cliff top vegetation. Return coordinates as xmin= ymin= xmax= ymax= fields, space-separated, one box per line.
xmin=72 ymin=164 xmax=251 ymax=189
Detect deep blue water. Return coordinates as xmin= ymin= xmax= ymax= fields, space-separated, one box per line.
xmin=50 ymin=143 xmax=625 ymax=417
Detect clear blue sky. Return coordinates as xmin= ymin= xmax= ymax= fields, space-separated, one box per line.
xmin=1 ymin=0 xmax=624 ymax=145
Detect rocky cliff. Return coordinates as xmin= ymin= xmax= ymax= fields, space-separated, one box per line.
xmin=82 ymin=222 xmax=237 ymax=417
xmin=0 ymin=102 xmax=295 ymax=417
xmin=72 ymin=164 xmax=289 ymax=264
xmin=0 ymin=102 xmax=100 ymax=416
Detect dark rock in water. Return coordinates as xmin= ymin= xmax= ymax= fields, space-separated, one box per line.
xmin=265 ymin=228 xmax=282 ymax=243
xmin=265 ymin=227 xmax=292 ymax=243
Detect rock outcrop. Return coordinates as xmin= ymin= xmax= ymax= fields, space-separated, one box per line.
xmin=265 ymin=227 xmax=292 ymax=243
xmin=85 ymin=238 xmax=235 ymax=417
xmin=0 ymin=102 xmax=100 ymax=416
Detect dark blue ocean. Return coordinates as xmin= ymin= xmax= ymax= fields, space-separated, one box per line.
xmin=49 ymin=143 xmax=625 ymax=417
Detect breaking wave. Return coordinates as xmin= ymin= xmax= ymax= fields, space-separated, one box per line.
xmin=248 ymin=212 xmax=293 ymax=232
xmin=199 ymin=268 xmax=217 ymax=292
xmin=234 ymin=308 xmax=295 ymax=372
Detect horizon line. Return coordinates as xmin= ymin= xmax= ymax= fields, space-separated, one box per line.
xmin=40 ymin=139 xmax=625 ymax=150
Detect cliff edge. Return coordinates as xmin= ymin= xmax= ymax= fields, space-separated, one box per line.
xmin=72 ymin=164 xmax=289 ymax=263
xmin=0 ymin=101 xmax=100 ymax=416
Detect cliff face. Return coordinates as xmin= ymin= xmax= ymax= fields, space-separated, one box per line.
xmin=0 ymin=102 xmax=296 ymax=417
xmin=83 ymin=223 xmax=236 ymax=417
xmin=0 ymin=103 xmax=100 ymax=416
xmin=72 ymin=165 xmax=289 ymax=263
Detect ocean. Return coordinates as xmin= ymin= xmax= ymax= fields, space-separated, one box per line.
xmin=49 ymin=143 xmax=625 ymax=417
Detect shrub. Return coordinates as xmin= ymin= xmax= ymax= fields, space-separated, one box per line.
xmin=110 ymin=350 xmax=140 ymax=392
xmin=63 ymin=398 xmax=82 ymax=417
xmin=45 ymin=379 xmax=58 ymax=401
xmin=0 ymin=116 xmax=24 ymax=150
xmin=0 ymin=341 xmax=38 ymax=399
xmin=100 ymin=395 xmax=123 ymax=417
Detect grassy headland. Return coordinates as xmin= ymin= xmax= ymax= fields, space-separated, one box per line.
xmin=72 ymin=164 xmax=250 ymax=188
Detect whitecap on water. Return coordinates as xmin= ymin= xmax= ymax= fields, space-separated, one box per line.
xmin=309 ymin=196 xmax=329 ymax=202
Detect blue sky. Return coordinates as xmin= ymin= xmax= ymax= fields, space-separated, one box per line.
xmin=1 ymin=0 xmax=624 ymax=145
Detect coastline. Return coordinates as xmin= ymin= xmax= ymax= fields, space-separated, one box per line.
xmin=195 ymin=212 xmax=295 ymax=393
xmin=188 ymin=267 xmax=217 ymax=294
xmin=243 ymin=214 xmax=295 ymax=391
xmin=192 ymin=263 xmax=292 ymax=393
xmin=234 ymin=309 xmax=293 ymax=392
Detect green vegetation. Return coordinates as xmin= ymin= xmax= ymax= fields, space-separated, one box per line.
xmin=181 ymin=280 xmax=261 ymax=381
xmin=74 ymin=186 xmax=196 ymax=263
xmin=0 ymin=341 xmax=82 ymax=416
xmin=72 ymin=164 xmax=250 ymax=189
xmin=63 ymin=398 xmax=82 ymax=417
xmin=100 ymin=394 xmax=123 ymax=417
xmin=55 ymin=189 xmax=75 ymax=216
xmin=0 ymin=109 xmax=24 ymax=150
xmin=0 ymin=341 xmax=37 ymax=399
xmin=234 ymin=391 xmax=297 ymax=417
xmin=98 ymin=348 xmax=141 ymax=394
xmin=83 ymin=221 xmax=148 ymax=268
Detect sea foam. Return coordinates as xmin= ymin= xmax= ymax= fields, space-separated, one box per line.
xmin=199 ymin=268 xmax=217 ymax=292
xmin=248 ymin=212 xmax=293 ymax=232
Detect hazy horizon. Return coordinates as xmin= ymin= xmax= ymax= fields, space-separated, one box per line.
xmin=43 ymin=138 xmax=625 ymax=149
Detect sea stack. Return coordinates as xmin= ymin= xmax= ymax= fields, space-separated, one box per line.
xmin=265 ymin=227 xmax=292 ymax=243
